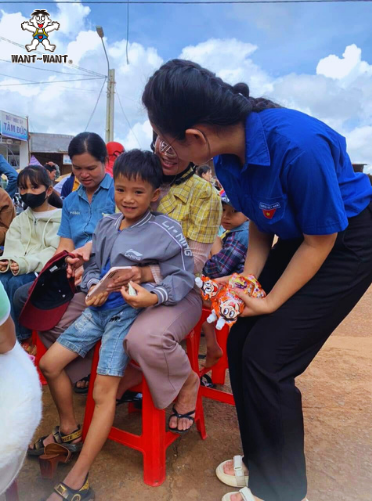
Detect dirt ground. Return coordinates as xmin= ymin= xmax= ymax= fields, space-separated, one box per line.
xmin=5 ymin=287 xmax=372 ymax=501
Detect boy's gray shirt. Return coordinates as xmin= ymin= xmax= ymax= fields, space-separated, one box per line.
xmin=80 ymin=211 xmax=194 ymax=306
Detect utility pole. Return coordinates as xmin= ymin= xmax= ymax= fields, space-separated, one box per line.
xmin=106 ymin=69 xmax=115 ymax=143
xmin=96 ymin=26 xmax=115 ymax=143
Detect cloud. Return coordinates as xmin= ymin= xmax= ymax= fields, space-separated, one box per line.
xmin=0 ymin=5 xmax=371 ymax=168
xmin=179 ymin=38 xmax=273 ymax=96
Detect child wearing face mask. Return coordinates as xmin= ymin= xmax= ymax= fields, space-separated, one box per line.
xmin=0 ymin=166 xmax=61 ymax=337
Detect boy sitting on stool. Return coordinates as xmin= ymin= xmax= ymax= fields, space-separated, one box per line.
xmin=37 ymin=149 xmax=195 ymax=501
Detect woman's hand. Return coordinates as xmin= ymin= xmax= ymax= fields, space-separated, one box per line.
xmin=10 ymin=261 xmax=19 ymax=274
xmin=235 ymin=290 xmax=276 ymax=317
xmin=214 ymin=275 xmax=231 ymax=285
xmin=106 ymin=267 xmax=143 ymax=292
xmin=66 ymin=242 xmax=92 ymax=278
xmin=121 ymin=281 xmax=158 ymax=309
xmin=0 ymin=260 xmax=8 ymax=272
xmin=85 ymin=288 xmax=108 ymax=307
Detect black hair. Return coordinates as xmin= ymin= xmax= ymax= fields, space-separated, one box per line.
xmin=113 ymin=149 xmax=163 ymax=189
xmin=196 ymin=165 xmax=211 ymax=177
xmin=44 ymin=163 xmax=57 ymax=173
xmin=68 ymin=132 xmax=107 ymax=164
xmin=32 ymin=9 xmax=50 ymax=17
xmin=17 ymin=165 xmax=52 ymax=190
xmin=142 ymin=59 xmax=281 ymax=140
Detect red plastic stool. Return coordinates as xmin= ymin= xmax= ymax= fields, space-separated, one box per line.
xmin=194 ymin=307 xmax=235 ymax=406
xmin=5 ymin=481 xmax=19 ymax=501
xmin=82 ymin=329 xmax=207 ymax=487
xmin=32 ymin=330 xmax=47 ymax=386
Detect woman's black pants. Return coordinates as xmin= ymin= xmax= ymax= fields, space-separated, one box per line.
xmin=228 ymin=204 xmax=372 ymax=501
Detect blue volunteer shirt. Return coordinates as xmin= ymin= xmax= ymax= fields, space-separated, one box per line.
xmin=214 ymin=109 xmax=372 ymax=240
xmin=58 ymin=174 xmax=115 ymax=248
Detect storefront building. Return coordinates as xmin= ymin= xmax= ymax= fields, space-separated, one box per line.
xmin=0 ymin=110 xmax=29 ymax=167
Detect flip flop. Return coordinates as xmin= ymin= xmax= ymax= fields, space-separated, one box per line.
xmin=74 ymin=374 xmax=90 ymax=394
xmin=168 ymin=405 xmax=195 ymax=434
xmin=216 ymin=455 xmax=249 ymax=487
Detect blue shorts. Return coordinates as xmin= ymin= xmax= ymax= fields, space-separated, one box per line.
xmin=57 ymin=304 xmax=139 ymax=377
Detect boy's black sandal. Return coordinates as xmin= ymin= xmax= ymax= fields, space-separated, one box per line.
xmin=168 ymin=405 xmax=195 ymax=434
xmin=41 ymin=475 xmax=95 ymax=501
xmin=28 ymin=425 xmax=83 ymax=457
xmin=74 ymin=375 xmax=91 ymax=394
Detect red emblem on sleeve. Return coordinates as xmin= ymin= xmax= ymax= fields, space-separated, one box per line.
xmin=259 ymin=202 xmax=281 ymax=220
xmin=262 ymin=209 xmax=276 ymax=219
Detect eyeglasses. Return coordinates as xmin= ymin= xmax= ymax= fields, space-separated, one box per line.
xmin=156 ymin=138 xmax=177 ymax=158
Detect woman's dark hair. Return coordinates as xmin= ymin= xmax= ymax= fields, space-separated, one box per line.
xmin=17 ymin=165 xmax=51 ymax=190
xmin=113 ymin=149 xmax=163 ymax=189
xmin=196 ymin=165 xmax=211 ymax=178
xmin=143 ymin=59 xmax=281 ymax=140
xmin=68 ymin=132 xmax=107 ymax=164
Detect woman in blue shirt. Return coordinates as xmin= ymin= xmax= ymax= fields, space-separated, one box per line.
xmin=142 ymin=60 xmax=372 ymax=501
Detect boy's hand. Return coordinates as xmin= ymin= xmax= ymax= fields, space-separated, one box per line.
xmin=107 ymin=267 xmax=142 ymax=292
xmin=66 ymin=242 xmax=92 ymax=278
xmin=10 ymin=261 xmax=19 ymax=274
xmin=85 ymin=287 xmax=109 ymax=307
xmin=0 ymin=260 xmax=8 ymax=272
xmin=121 ymin=281 xmax=158 ymax=308
xmin=74 ymin=265 xmax=84 ymax=286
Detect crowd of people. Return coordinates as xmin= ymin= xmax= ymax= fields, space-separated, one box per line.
xmin=1 ymin=58 xmax=372 ymax=501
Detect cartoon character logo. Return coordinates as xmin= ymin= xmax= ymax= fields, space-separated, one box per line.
xmin=218 ymin=298 xmax=240 ymax=321
xmin=21 ymin=9 xmax=60 ymax=53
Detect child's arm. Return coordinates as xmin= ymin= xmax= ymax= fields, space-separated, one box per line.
xmin=8 ymin=222 xmax=60 ymax=276
xmin=210 ymin=236 xmax=223 ymax=257
xmin=152 ymin=238 xmax=195 ymax=306
xmin=79 ymin=229 xmax=102 ymax=294
xmin=203 ymin=233 xmax=247 ymax=279
xmin=0 ymin=216 xmax=25 ymax=273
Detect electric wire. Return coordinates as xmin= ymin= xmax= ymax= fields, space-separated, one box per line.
xmin=0 ymin=76 xmax=105 ymax=87
xmin=85 ymin=77 xmax=107 ymax=130
xmin=0 ymin=37 xmax=105 ymax=78
xmin=0 ymin=58 xmax=87 ymax=76
xmin=116 ymin=93 xmax=141 ymax=148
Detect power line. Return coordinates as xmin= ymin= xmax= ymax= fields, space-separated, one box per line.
xmin=116 ymin=93 xmax=141 ymax=148
xmin=4 ymin=0 xmax=372 ymax=3
xmin=0 ymin=70 xmax=104 ymax=92
xmin=0 ymin=58 xmax=87 ymax=76
xmin=0 ymin=36 xmax=106 ymax=78
xmin=0 ymin=76 xmax=105 ymax=87
xmin=85 ymin=77 xmax=107 ymax=130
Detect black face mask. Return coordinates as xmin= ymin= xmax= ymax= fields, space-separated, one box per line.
xmin=20 ymin=190 xmax=47 ymax=209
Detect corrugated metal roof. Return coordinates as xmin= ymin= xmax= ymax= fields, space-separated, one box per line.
xmin=30 ymin=132 xmax=74 ymax=153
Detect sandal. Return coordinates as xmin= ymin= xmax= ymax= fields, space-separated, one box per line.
xmin=74 ymin=375 xmax=90 ymax=394
xmin=39 ymin=443 xmax=72 ymax=479
xmin=222 ymin=487 xmax=254 ymax=501
xmin=222 ymin=487 xmax=309 ymax=501
xmin=116 ymin=390 xmax=142 ymax=408
xmin=28 ymin=425 xmax=83 ymax=457
xmin=41 ymin=475 xmax=95 ymax=501
xmin=216 ymin=455 xmax=249 ymax=487
xmin=168 ymin=405 xmax=195 ymax=434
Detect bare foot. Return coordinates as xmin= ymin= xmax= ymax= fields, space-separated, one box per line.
xmin=169 ymin=370 xmax=200 ymax=432
xmin=204 ymin=345 xmax=223 ymax=368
